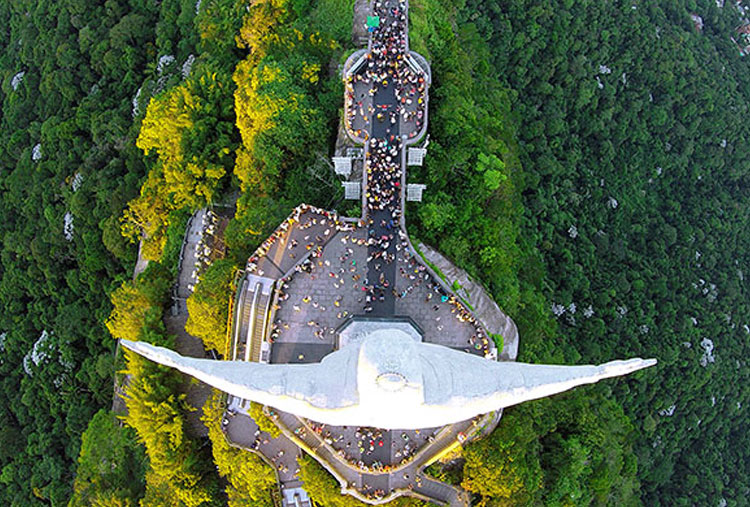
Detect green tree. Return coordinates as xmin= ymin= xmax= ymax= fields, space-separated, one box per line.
xmin=70 ymin=409 xmax=147 ymax=506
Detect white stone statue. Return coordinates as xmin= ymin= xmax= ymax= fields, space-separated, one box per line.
xmin=121 ymin=329 xmax=656 ymax=429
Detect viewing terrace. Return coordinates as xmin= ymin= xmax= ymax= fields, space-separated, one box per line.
xmin=219 ymin=0 xmax=518 ymax=504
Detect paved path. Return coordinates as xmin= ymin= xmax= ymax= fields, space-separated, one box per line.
xmin=352 ymin=0 xmax=371 ymax=46
xmin=274 ymin=408 xmax=479 ymax=506
xmin=218 ymin=0 xmax=508 ymax=504
xmin=165 ymin=208 xmax=221 ymax=437
xmin=366 ymin=77 xmax=400 ymax=317
xmin=339 ymin=0 xmax=470 ymax=504
xmin=176 ymin=209 xmax=208 ymax=301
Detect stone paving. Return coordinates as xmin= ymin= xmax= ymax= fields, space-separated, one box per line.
xmin=272 ymin=405 xmax=486 ymax=505
xmin=165 ymin=207 xmax=223 ymax=438
xmin=418 ymin=241 xmax=519 ymax=360
xmin=249 ymin=205 xmax=347 ymax=280
xmin=271 ymin=227 xmax=370 ymax=351
xmin=394 ymin=251 xmax=489 ymax=354
xmin=224 ymin=410 xmax=303 ymax=484
xmin=305 ymin=420 xmax=441 ymax=469
xmin=352 ymin=0 xmax=372 ymax=46
xmin=345 ymin=54 xmax=425 ymax=145
xmin=218 ymin=0 xmax=513 ymax=505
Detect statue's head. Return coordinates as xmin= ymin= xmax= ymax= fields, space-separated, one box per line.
xmin=356 ymin=329 xmax=425 ymax=408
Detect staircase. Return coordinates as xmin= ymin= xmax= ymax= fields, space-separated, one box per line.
xmin=251 ymin=291 xmax=271 ymax=362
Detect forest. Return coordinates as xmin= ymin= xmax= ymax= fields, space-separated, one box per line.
xmin=458 ymin=0 xmax=750 ymax=504
xmin=0 ymin=0 xmax=747 ymax=505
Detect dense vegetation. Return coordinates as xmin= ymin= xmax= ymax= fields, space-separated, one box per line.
xmin=409 ymin=0 xmax=642 ymax=503
xmin=70 ymin=409 xmax=147 ymax=506
xmin=185 ymin=257 xmax=237 ymax=355
xmin=1 ymin=0 xmax=747 ymax=505
xmin=0 ymin=0 xmax=205 ymax=503
xmin=102 ymin=0 xmax=353 ymax=503
xmin=457 ymin=0 xmax=750 ymax=504
xmin=92 ymin=0 xmax=354 ymax=504
xmin=202 ymin=390 xmax=277 ymax=506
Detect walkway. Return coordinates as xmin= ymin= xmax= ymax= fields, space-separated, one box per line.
xmin=164 ymin=208 xmax=228 ymax=437
xmin=217 ymin=0 xmax=516 ymax=504
xmin=224 ymin=411 xmax=312 ymax=507
xmin=272 ymin=408 xmax=483 ymax=506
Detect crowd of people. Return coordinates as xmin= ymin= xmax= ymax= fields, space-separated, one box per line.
xmin=216 ymin=0 xmax=511 ymax=501
xmin=344 ymin=0 xmax=427 ymax=142
xmin=365 ymin=137 xmax=402 ymax=213
xmin=305 ymin=420 xmax=433 ymax=474
xmin=246 ymin=204 xmax=355 ymax=276
xmin=245 ymin=0 xmax=497 ymax=360
xmin=221 ymin=409 xmax=295 ymax=475
xmin=186 ymin=209 xmax=222 ymax=294
xmin=268 ymin=230 xmax=370 ymax=344
xmin=397 ymin=252 xmax=496 ymax=357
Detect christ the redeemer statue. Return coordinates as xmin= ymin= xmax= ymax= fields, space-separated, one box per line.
xmin=121 ymin=329 xmax=655 ymax=430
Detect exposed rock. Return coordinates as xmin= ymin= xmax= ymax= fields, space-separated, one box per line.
xmin=418 ymin=242 xmax=519 ymax=360
xmin=182 ymin=54 xmax=195 ymax=79
xmin=23 ymin=330 xmax=53 ymax=376
xmin=11 ymin=71 xmax=25 ymax=90
xmin=551 ymin=303 xmax=566 ymax=317
xmin=700 ymin=337 xmax=715 ymax=367
xmin=63 ymin=212 xmax=74 ymax=241
xmin=132 ymin=86 xmax=143 ymax=118
xmin=659 ymin=404 xmax=676 ymax=417
xmin=691 ymin=14 xmax=704 ymax=32
xmin=157 ymin=54 xmax=175 ymax=74
xmin=71 ymin=172 xmax=83 ymax=192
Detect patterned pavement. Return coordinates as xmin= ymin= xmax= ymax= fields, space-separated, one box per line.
xmin=219 ymin=0 xmax=498 ymax=505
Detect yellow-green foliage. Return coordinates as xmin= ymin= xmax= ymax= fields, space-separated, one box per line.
xmin=297 ymin=455 xmax=369 ymax=507
xmin=233 ymin=59 xmax=303 ymax=193
xmin=231 ymin=0 xmax=289 ymax=196
xmin=461 ymin=408 xmax=543 ymax=503
xmin=69 ymin=409 xmax=146 ymax=507
xmin=249 ymin=402 xmax=281 ymax=439
xmin=136 ymin=80 xmax=226 ymax=208
xmin=202 ymin=390 xmax=277 ymax=506
xmin=230 ymin=0 xmax=336 ymax=202
xmin=105 ymin=266 xmax=171 ymax=343
xmin=106 ymin=281 xmax=155 ymax=343
xmin=235 ymin=0 xmax=288 ymax=57
xmin=462 ymin=393 xmax=639 ymax=506
xmin=122 ymin=71 xmax=229 ymax=261
xmin=122 ymin=350 xmax=218 ymax=507
xmin=297 ymin=455 xmax=430 ymax=507
xmin=186 ymin=259 xmax=237 ymax=355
